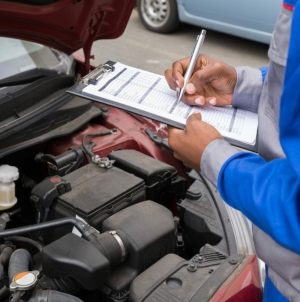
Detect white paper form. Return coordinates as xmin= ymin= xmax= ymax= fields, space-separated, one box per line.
xmin=83 ymin=62 xmax=258 ymax=145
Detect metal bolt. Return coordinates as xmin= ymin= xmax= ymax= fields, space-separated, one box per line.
xmin=187 ymin=263 xmax=197 ymax=272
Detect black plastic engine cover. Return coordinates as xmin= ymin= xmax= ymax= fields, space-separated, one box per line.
xmin=179 ymin=178 xmax=227 ymax=255
xmin=108 ymin=149 xmax=186 ymax=201
xmin=130 ymin=245 xmax=244 ymax=302
xmin=42 ymin=233 xmax=110 ymax=290
xmin=101 ymin=200 xmax=177 ymax=293
xmin=44 ymin=163 xmax=145 ymax=244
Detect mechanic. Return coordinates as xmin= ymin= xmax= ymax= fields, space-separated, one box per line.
xmin=165 ymin=0 xmax=300 ymax=301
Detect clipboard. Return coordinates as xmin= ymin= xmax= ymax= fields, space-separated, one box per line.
xmin=67 ymin=60 xmax=189 ymax=130
xmin=67 ymin=61 xmax=258 ymax=152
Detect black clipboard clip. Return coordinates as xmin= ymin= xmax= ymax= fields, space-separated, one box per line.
xmin=81 ymin=63 xmax=115 ymax=85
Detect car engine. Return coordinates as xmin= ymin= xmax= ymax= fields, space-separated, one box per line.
xmin=0 ymin=68 xmax=259 ymax=302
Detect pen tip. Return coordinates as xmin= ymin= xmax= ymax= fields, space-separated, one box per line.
xmin=177 ymin=89 xmax=184 ymax=103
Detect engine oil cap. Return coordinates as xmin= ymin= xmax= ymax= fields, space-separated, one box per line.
xmin=10 ymin=271 xmax=39 ymax=291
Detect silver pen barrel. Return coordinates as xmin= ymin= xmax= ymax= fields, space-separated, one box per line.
xmin=178 ymin=29 xmax=206 ymax=102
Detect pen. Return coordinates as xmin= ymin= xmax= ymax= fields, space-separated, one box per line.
xmin=177 ymin=29 xmax=206 ymax=102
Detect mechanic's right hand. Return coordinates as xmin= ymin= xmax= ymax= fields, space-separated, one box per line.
xmin=164 ymin=54 xmax=237 ymax=107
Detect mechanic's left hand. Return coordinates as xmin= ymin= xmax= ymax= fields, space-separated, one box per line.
xmin=168 ymin=112 xmax=223 ymax=170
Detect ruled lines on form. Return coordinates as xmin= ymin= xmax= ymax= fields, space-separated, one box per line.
xmin=82 ymin=62 xmax=258 ymax=145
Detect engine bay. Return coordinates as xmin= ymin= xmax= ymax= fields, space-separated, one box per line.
xmin=0 ymin=69 xmax=260 ymax=302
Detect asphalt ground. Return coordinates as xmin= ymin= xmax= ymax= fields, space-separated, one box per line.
xmin=89 ymin=8 xmax=270 ymax=76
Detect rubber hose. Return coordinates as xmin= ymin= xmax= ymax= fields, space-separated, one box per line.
xmin=6 ymin=237 xmax=43 ymax=273
xmin=11 ymin=291 xmax=21 ymax=302
xmin=26 ymin=289 xmax=84 ymax=302
xmin=8 ymin=249 xmax=33 ymax=283
xmin=0 ymin=266 xmax=4 ymax=282
xmin=90 ymin=230 xmax=130 ymax=268
xmin=0 ymin=286 xmax=9 ymax=300
xmin=6 ymin=236 xmax=43 ymax=253
xmin=0 ymin=244 xmax=14 ymax=279
xmin=0 ymin=217 xmax=95 ymax=241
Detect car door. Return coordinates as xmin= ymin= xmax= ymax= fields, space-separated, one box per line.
xmin=179 ymin=0 xmax=282 ymax=43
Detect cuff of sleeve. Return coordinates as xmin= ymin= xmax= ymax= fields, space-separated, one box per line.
xmin=200 ymin=139 xmax=241 ymax=187
xmin=232 ymin=66 xmax=263 ymax=113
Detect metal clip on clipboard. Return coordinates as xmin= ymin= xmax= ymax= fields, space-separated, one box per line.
xmin=81 ymin=63 xmax=115 ymax=85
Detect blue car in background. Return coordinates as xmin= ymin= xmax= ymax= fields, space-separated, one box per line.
xmin=137 ymin=0 xmax=282 ymax=44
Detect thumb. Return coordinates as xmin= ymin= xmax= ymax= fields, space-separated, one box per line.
xmin=186 ymin=112 xmax=202 ymax=125
xmin=186 ymin=66 xmax=216 ymax=94
xmin=168 ymin=125 xmax=182 ymax=136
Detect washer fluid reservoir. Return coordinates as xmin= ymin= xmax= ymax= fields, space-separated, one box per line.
xmin=0 ymin=165 xmax=19 ymax=210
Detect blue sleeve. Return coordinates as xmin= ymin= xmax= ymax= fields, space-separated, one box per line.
xmin=218 ymin=152 xmax=300 ymax=255
xmin=218 ymin=2 xmax=300 ymax=256
xmin=259 ymin=66 xmax=268 ymax=82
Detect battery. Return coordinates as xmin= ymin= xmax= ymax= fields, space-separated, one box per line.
xmin=44 ymin=163 xmax=145 ymax=244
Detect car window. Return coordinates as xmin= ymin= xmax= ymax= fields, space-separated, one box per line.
xmin=0 ymin=37 xmax=73 ymax=80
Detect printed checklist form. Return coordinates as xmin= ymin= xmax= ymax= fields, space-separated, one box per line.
xmin=68 ymin=62 xmax=258 ymax=146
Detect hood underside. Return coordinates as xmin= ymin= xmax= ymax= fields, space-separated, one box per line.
xmin=0 ymin=0 xmax=135 ymax=59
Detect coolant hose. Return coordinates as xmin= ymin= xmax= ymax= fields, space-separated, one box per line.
xmin=26 ymin=289 xmax=84 ymax=302
xmin=0 ymin=244 xmax=14 ymax=279
xmin=6 ymin=237 xmax=43 ymax=273
xmin=8 ymin=249 xmax=33 ymax=283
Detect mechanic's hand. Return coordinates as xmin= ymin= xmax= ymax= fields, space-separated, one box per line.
xmin=164 ymin=54 xmax=237 ymax=107
xmin=168 ymin=112 xmax=223 ymax=170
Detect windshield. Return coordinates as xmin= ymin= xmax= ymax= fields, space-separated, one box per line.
xmin=0 ymin=37 xmax=74 ymax=80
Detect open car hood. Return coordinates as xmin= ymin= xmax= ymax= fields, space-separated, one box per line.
xmin=0 ymin=0 xmax=135 ymax=70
